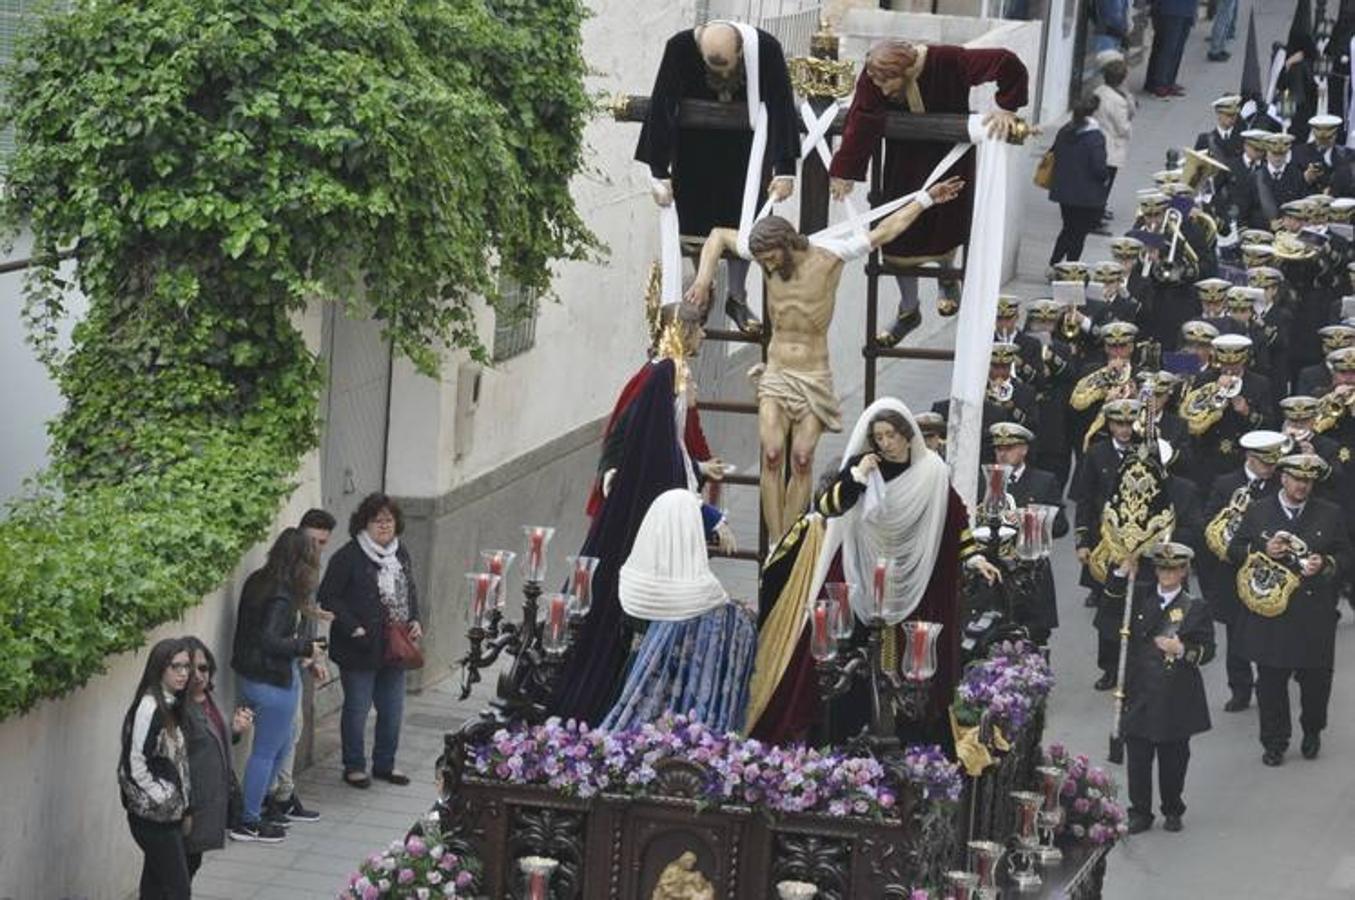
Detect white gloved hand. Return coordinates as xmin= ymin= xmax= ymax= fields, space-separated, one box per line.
xmin=651 ymin=178 xmax=674 ymax=207
xmin=715 ymin=520 xmax=738 ymax=554
xmin=602 ymin=468 xmax=617 ymax=498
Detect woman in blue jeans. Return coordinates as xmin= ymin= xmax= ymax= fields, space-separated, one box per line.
xmin=320 ymin=493 xmax=422 ymax=788
xmin=229 ymin=528 xmax=325 ymax=841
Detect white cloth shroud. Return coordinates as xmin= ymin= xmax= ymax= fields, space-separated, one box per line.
xmin=619 ymin=489 xmax=730 ymax=621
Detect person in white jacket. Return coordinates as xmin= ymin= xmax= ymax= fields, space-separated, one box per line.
xmin=1092 ymin=51 xmax=1136 ymax=230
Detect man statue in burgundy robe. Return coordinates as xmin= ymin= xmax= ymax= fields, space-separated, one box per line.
xmin=829 ymin=39 xmax=1029 ymax=346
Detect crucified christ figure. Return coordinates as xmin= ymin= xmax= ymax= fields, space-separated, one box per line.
xmin=685 ymin=176 xmax=965 ymax=539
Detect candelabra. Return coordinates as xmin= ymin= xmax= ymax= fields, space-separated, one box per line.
xmin=456 ymin=526 xmax=599 ymax=723
xmin=1007 ymin=790 xmax=1046 ymax=892
xmin=811 ymin=577 xmax=942 ymax=750
xmin=966 ymin=840 xmax=1005 ymax=900
xmin=1033 ymin=765 xmax=1069 ymax=866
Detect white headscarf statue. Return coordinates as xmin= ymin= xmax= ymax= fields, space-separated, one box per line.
xmin=619 ymin=489 xmax=729 ymax=622
xmin=806 ymin=398 xmax=954 ymax=627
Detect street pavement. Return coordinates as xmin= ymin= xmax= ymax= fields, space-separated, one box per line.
xmin=196 ymin=2 xmax=1355 ymax=897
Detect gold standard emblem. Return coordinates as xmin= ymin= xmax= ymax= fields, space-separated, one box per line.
xmin=1169 ymin=607 xmax=1184 ymax=623
xmin=1219 ymin=438 xmax=1234 ymax=455
xmin=1341 ymin=447 xmax=1352 ymax=463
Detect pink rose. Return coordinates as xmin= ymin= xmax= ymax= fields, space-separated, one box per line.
xmin=399 ymin=868 xmax=415 ymax=884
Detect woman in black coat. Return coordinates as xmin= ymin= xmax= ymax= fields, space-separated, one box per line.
xmin=1048 ymin=93 xmax=1109 ymax=266
xmin=182 ymin=636 xmax=251 ymax=878
xmin=319 ymin=493 xmax=422 ymax=788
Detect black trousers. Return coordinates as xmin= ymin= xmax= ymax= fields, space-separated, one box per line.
xmin=1126 ymin=736 xmax=1191 ymax=819
xmin=1101 ymin=166 xmax=1119 ymax=219
xmin=1050 ymin=204 xmax=1102 ymax=265
xmin=187 ymin=852 xmax=203 ymax=880
xmin=127 ymin=813 xmax=191 ymax=900
xmin=1097 ymin=633 xmax=1120 ymax=674
xmin=1145 ymin=14 xmax=1193 ymax=90
xmin=1256 ymin=665 xmax=1333 ymax=751
xmin=1224 ymin=621 xmax=1254 ymax=697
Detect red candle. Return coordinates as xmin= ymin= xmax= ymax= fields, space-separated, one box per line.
xmin=811 ymin=603 xmax=831 ymax=660
xmin=873 ymin=560 xmax=888 ymax=615
xmin=529 ymin=871 xmax=546 ymax=900
xmin=529 ymin=530 xmax=544 ymax=573
xmin=574 ymin=564 xmax=588 ymax=597
xmin=473 ymin=574 xmax=491 ymax=623
xmin=549 ymin=594 xmax=566 ymax=639
xmin=911 ymin=625 xmax=927 ymax=679
xmin=488 ymin=553 xmax=504 ymax=576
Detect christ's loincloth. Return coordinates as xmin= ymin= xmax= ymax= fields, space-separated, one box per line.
xmin=749 ymin=362 xmax=843 ymax=432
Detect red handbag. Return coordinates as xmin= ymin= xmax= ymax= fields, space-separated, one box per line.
xmin=383 ymin=618 xmax=425 ymax=670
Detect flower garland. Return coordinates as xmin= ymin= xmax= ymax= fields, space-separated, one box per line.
xmin=952 ymin=640 xmax=1055 ymax=735
xmin=342 ymin=833 xmax=481 ymax=899
xmin=468 ymin=713 xmax=963 ymax=819
xmin=1045 ymin=744 xmax=1128 ymax=846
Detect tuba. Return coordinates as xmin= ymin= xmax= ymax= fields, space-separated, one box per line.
xmin=1237 ymin=531 xmax=1308 ymax=618
xmin=1070 ymin=362 xmax=1133 ymax=412
xmin=1180 ymin=374 xmax=1242 ymax=436
xmin=1205 ymin=484 xmax=1253 ymax=560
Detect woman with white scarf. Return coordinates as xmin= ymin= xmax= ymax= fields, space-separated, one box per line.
xmin=600 ymin=489 xmax=757 ymax=733
xmin=746 ymin=399 xmax=999 ymax=745
xmin=319 ymin=493 xmax=422 ymax=789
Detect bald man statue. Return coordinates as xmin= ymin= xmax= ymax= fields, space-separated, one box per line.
xmin=636 ymin=21 xmax=800 ymax=333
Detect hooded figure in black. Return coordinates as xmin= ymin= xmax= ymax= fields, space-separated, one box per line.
xmin=1277 ymin=0 xmax=1318 ymax=143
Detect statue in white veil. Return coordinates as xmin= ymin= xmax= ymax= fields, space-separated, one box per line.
xmin=745 ymin=398 xmax=1001 ymax=745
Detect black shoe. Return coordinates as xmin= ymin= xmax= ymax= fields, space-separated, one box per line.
xmin=1091 ymin=226 xmax=1113 ymax=237
xmin=1126 ymin=814 xmax=1153 ymax=834
xmin=279 ymin=793 xmax=321 ymax=822
xmin=1223 ymin=693 xmax=1251 ymax=713
xmin=1207 ymin=50 xmax=1231 ymax=62
xmin=229 ymin=821 xmax=286 ymax=843
xmin=344 ymin=770 xmax=372 ymax=789
xmin=876 ymin=309 xmax=923 ymax=347
xmin=1163 ymin=814 xmax=1183 ymax=832
xmin=260 ymin=798 xmax=290 ymax=829
xmin=1094 ymin=672 xmax=1117 ymax=691
xmin=936 ymin=280 xmax=961 ymax=317
xmin=1262 ymin=749 xmax=1285 ymax=767
xmin=1301 ymin=733 xmax=1321 ymax=760
xmin=373 ymin=769 xmax=411 ymax=786
xmin=724 ymin=296 xmax=762 ymax=335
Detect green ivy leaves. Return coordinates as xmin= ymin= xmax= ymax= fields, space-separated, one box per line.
xmin=0 ymin=0 xmax=597 ymax=717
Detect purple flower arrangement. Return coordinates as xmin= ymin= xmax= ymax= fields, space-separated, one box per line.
xmin=1044 ymin=743 xmax=1128 ymax=846
xmin=340 ymin=833 xmax=481 ymax=899
xmin=952 ymin=640 xmax=1054 ymax=736
xmin=468 ymin=713 xmax=963 ymax=819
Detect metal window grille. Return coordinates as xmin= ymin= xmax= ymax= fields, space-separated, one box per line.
xmin=491 ymin=277 xmax=539 ymax=362
xmin=0 ymin=1 xmax=35 ymax=163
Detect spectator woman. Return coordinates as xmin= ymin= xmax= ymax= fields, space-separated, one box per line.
xmin=1092 ymin=51 xmax=1135 ymax=227
xmin=230 ymin=528 xmax=325 ymax=842
xmin=1048 ymin=93 xmax=1109 ymax=266
xmin=320 ymin=493 xmax=422 ymax=788
xmin=118 ymin=637 xmax=193 ymax=899
xmin=183 ymin=636 xmax=252 ymax=878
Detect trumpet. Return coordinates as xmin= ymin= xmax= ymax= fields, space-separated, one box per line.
xmin=1180 ymin=374 xmax=1242 ymax=435
xmin=1151 ymin=208 xmax=1202 ymax=283
xmin=1314 ymin=384 xmax=1355 ymax=433
xmin=1059 ymin=306 xmax=1084 ymax=341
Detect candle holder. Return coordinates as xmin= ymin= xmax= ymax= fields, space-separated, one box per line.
xmin=1007 ymin=791 xmax=1046 ymax=893
xmin=480 ymin=549 xmax=517 ymax=617
xmin=966 ymin=840 xmax=1005 ymax=900
xmin=522 ymin=526 xmax=556 ymax=583
xmin=980 ymin=464 xmax=1012 ymax=521
xmin=1033 ymin=765 xmax=1068 ymax=865
xmin=518 ymin=855 xmax=559 ymax=900
xmin=815 ymin=612 xmax=942 ymax=749
xmin=943 ymin=870 xmax=980 ymax=900
xmin=566 ymin=555 xmax=599 ymax=617
xmin=824 ymin=582 xmax=857 ymax=641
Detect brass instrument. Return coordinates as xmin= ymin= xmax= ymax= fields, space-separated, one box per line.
xmin=1059 ymin=306 xmax=1083 ymax=341
xmin=987 ymin=378 xmax=1015 ymax=404
xmin=1313 ymin=384 xmax=1355 ymax=433
xmin=1070 ymin=363 xmax=1133 ymax=412
xmin=1271 ymin=230 xmax=1320 ymax=262
xmin=1180 ymin=374 xmax=1242 ymax=436
xmin=1182 ymin=147 xmax=1232 ymax=193
xmin=1205 ymin=484 xmax=1253 ymax=560
xmin=1151 ymin=207 xmax=1202 ymax=283
xmin=1087 ymin=343 xmax=1176 ymax=584
xmin=1237 ymin=531 xmax=1309 ymax=618
xmin=1190 ymin=208 xmax=1219 ymax=246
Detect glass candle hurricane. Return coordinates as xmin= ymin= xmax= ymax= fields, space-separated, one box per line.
xmin=824 ymin=582 xmax=856 ymax=640
xmin=566 ymin=555 xmax=600 ymax=617
xmin=522 ymin=526 xmax=556 ymax=583
xmin=464 ymin=572 xmax=502 ymax=629
xmin=810 ymin=599 xmax=837 ymax=662
xmin=542 ymin=593 xmax=570 ymax=654
xmin=480 ymin=550 xmax=517 ymax=609
xmin=900 ymin=621 xmax=943 ymax=682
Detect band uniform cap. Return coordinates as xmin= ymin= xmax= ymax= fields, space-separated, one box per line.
xmin=1264 ymin=133 xmax=1296 ymax=151
xmin=1247 ymin=265 xmax=1283 ymax=286
xmin=1327 ymin=346 xmax=1355 ymax=371
xmin=915 ymin=410 xmax=947 ymax=435
xmin=1181 ymin=320 xmax=1221 ymax=344
xmin=1239 ymin=228 xmax=1275 ymax=245
xmin=1103 ymin=398 xmax=1142 ymax=422
xmin=996 ymin=294 xmax=1020 ymax=317
xmin=1241 ymin=129 xmax=1273 ymax=146
xmin=1279 ymin=396 xmax=1322 ymax=420
xmin=989 ymin=422 xmax=1035 ymax=446
xmin=1241 ymin=429 xmax=1293 ymax=462
xmin=1330 ymin=197 xmax=1355 ymax=218
xmin=1213 ymin=94 xmax=1243 ymax=113
xmin=1309 ymin=113 xmax=1343 ymax=130
xmin=1137 ymin=190 xmax=1169 ymax=212
xmin=1152 ymin=169 xmax=1185 ymax=185
xmin=1194 ymin=277 xmax=1231 ymax=301
xmin=1052 ymin=261 xmax=1089 ymax=282
xmin=1137 ymin=370 xmax=1178 ymax=392
xmin=1241 ymin=244 xmax=1276 ymax=265
xmin=1318 ymin=324 xmax=1355 ymax=345
xmin=1280 ymin=198 xmax=1315 ymax=218
xmin=991 ymin=341 xmax=1021 ymax=364
xmin=1151 ymin=541 xmax=1195 ymax=567
xmin=1211 ymin=333 xmax=1253 ymax=361
xmin=1025 ymin=298 xmax=1063 ymax=322
xmin=1098 ymin=321 xmax=1139 ymax=345
xmin=1091 ymin=260 xmax=1125 ymax=282
xmin=1226 ymin=286 xmax=1265 ymax=309
xmin=1278 ymin=453 xmax=1330 ymax=481
xmin=1110 ymin=236 xmax=1145 ymax=256
xmin=1163 ymin=182 xmax=1197 ymax=198
xmin=1305 ymin=193 xmax=1335 ymax=207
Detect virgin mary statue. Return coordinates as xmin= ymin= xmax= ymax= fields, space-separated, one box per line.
xmin=746 ymin=398 xmax=992 ymax=745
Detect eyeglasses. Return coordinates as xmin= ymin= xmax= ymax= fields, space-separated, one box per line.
xmin=169 ymin=662 xmax=192 ymax=672
xmin=195 ymin=664 xmax=212 ymax=674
